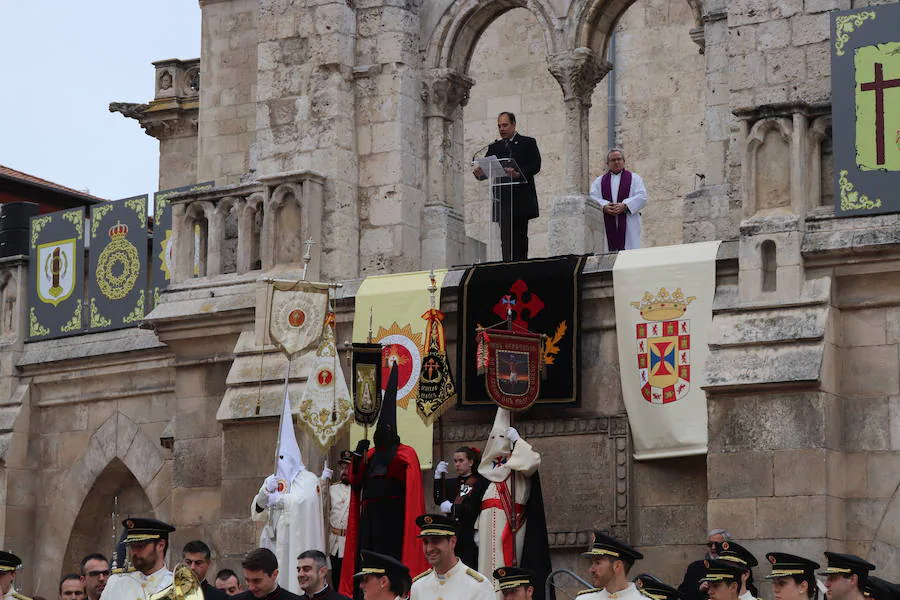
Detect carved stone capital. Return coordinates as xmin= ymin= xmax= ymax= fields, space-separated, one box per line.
xmin=547 ymin=48 xmax=612 ymax=105
xmin=423 ymin=68 xmax=475 ymax=119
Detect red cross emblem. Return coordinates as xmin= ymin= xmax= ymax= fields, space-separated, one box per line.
xmin=492 ymin=279 xmax=545 ymax=329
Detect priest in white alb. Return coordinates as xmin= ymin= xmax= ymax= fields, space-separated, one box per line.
xmin=251 ymin=387 xmax=326 ymax=595
xmin=589 ymin=148 xmax=648 ymax=252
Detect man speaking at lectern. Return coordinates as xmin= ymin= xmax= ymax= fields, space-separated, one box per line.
xmin=473 ymin=112 xmax=542 ymax=262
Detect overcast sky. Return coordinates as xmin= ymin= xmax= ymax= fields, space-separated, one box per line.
xmin=0 ymin=1 xmax=201 ymax=200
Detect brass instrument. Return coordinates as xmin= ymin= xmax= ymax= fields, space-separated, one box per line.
xmin=149 ymin=564 xmax=205 ymax=600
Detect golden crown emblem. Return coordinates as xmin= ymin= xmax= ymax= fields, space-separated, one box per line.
xmin=108 ymin=221 xmax=129 ymax=239
xmin=630 ymin=287 xmax=696 ymax=322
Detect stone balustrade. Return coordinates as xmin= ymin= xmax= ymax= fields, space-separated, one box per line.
xmin=166 ymin=171 xmax=325 ymax=283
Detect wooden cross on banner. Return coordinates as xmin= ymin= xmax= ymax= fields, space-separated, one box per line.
xmin=859 ymin=62 xmax=900 ymax=166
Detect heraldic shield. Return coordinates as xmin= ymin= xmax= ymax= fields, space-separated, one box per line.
xmin=632 ymin=288 xmax=695 ymax=404
xmin=37 ymin=239 xmax=76 ymax=306
xmin=268 ymin=280 xmax=330 ymax=357
xmin=476 ymin=328 xmax=544 ymax=411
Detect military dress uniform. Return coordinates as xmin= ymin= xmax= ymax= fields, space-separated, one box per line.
xmin=100 ymin=518 xmax=176 ymax=600
xmin=411 ymin=515 xmax=494 ymax=600
xmin=577 ymin=532 xmax=645 ymax=600
xmin=712 ymin=542 xmax=759 ymax=600
xmin=0 ymin=551 xmax=31 ymax=600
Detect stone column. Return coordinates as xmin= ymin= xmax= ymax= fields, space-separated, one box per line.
xmin=546 ymin=48 xmax=611 ymax=254
xmin=421 ymin=68 xmax=474 ymax=269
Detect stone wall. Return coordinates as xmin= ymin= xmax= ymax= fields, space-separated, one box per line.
xmin=463 ymin=1 xmax=706 ymax=256
xmin=198 ymin=0 xmax=258 ymax=185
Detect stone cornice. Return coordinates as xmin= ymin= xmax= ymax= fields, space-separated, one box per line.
xmin=441 ymin=415 xmax=628 ymax=442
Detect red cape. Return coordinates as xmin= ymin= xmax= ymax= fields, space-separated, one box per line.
xmin=338 ymin=444 xmax=427 ymax=595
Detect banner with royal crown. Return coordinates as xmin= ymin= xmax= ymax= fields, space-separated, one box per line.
xmin=612 ymin=241 xmax=720 ymax=460
xmin=28 ymin=207 xmax=85 ymax=341
xmin=87 ymin=196 xmax=149 ymax=332
xmin=150 ymin=181 xmax=214 ymax=310
xmin=831 ymin=3 xmax=900 ymax=215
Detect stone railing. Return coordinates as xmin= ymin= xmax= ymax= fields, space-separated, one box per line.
xmin=167 ymin=171 xmax=325 ymax=283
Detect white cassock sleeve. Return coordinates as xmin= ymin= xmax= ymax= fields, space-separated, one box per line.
xmin=622 ymin=173 xmax=648 ymax=215
xmin=589 ymin=176 xmax=608 ymax=207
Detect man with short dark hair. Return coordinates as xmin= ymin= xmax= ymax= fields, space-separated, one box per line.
xmin=296 ymin=550 xmax=348 ymax=600
xmin=100 ymin=518 xmax=176 ymax=600
xmin=472 ymin=111 xmax=542 ymax=262
xmin=410 ymin=514 xmax=493 ymax=600
xmin=79 ymin=554 xmax=110 ymax=600
xmin=231 ymin=548 xmax=303 ymax=600
xmin=59 ymin=575 xmax=85 ymax=600
xmin=183 ymin=541 xmax=227 ymax=600
xmin=578 ymin=532 xmax=645 ymax=600
xmin=821 ymin=552 xmax=875 ymax=600
xmin=215 ymin=570 xmax=242 ymax=596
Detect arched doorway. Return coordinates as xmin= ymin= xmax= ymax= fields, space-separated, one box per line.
xmin=61 ymin=459 xmax=154 ymax=575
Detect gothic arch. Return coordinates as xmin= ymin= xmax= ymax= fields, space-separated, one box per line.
xmin=33 ymin=412 xmax=167 ymax=595
xmin=571 ymin=0 xmax=705 ymax=59
xmin=425 ymin=0 xmax=560 ymax=73
xmin=742 ymin=118 xmax=794 ymax=218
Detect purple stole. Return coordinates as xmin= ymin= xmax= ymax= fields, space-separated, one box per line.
xmin=601 ymin=169 xmax=632 ymax=251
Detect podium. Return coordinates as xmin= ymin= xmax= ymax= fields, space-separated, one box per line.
xmin=473 ymin=156 xmax=527 ymax=261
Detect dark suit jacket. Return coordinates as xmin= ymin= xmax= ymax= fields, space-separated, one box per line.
xmin=485 ymin=133 xmax=542 ymax=221
xmin=231 ymin=586 xmax=305 ymax=600
xmin=298 ymin=585 xmax=351 ymax=600
xmin=201 ymin=581 xmax=229 ymax=600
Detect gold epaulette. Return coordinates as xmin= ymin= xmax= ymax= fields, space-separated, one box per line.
xmin=12 ymin=591 xmax=33 ymax=600
xmin=413 ymin=569 xmax=433 ymax=583
xmin=465 ymin=568 xmax=485 ymax=582
xmin=577 ymin=589 xmax=602 ymax=597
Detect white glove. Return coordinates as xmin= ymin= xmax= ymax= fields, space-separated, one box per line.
xmin=473 ymin=529 xmax=479 ymax=547
xmin=321 ymin=467 xmax=333 ymax=480
xmin=266 ymin=491 xmax=284 ymax=508
xmin=264 ymin=474 xmax=279 ymax=493
xmin=440 ymin=500 xmax=453 ymax=514
xmin=506 ymin=427 xmax=520 ymax=443
xmin=434 ymin=461 xmax=449 ymax=479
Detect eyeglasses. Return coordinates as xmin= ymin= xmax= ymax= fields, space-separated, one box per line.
xmin=87 ymin=570 xmax=111 ymax=578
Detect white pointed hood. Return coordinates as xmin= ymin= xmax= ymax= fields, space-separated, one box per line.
xmin=478 ymin=407 xmax=513 ymax=482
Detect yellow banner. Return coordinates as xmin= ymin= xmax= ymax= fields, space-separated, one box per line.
xmin=350 ymin=270 xmax=447 ymax=468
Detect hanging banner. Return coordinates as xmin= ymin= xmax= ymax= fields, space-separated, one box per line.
xmin=476 ymin=327 xmax=544 ymax=411
xmin=298 ymin=314 xmax=353 ymax=449
xmin=150 ymin=181 xmax=213 ymax=310
xmin=87 ymin=195 xmax=148 ymax=331
xmin=612 ymin=241 xmax=720 ymax=460
xmin=831 ymin=3 xmax=900 ymax=215
xmin=28 ymin=207 xmax=85 ymax=341
xmin=352 ymin=342 xmax=383 ymax=426
xmin=416 ymin=307 xmax=457 ymax=425
xmin=350 ymin=270 xmax=445 ymax=468
xmin=267 ymin=279 xmax=330 ymax=357
xmin=458 ymin=255 xmax=586 ymax=407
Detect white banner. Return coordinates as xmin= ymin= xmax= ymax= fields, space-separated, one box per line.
xmin=612 ymin=241 xmax=720 ymax=460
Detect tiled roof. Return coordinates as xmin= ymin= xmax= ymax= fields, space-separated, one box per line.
xmin=0 ymin=165 xmax=105 ymax=203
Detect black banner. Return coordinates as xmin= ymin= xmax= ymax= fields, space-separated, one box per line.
xmin=27 ymin=208 xmax=85 ymax=341
xmin=352 ymin=342 xmax=383 ymax=425
xmin=87 ymin=196 xmax=148 ymax=332
xmin=150 ymin=181 xmax=214 ymax=310
xmin=457 ymin=255 xmax=586 ymax=407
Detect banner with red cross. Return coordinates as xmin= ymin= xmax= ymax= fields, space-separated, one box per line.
xmin=458 ymin=255 xmax=586 ymax=408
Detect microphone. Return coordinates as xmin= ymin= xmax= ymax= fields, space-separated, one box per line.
xmin=471 ymin=141 xmax=495 ymax=163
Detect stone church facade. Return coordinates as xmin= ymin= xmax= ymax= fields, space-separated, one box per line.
xmin=1 ymin=0 xmax=899 ymax=597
